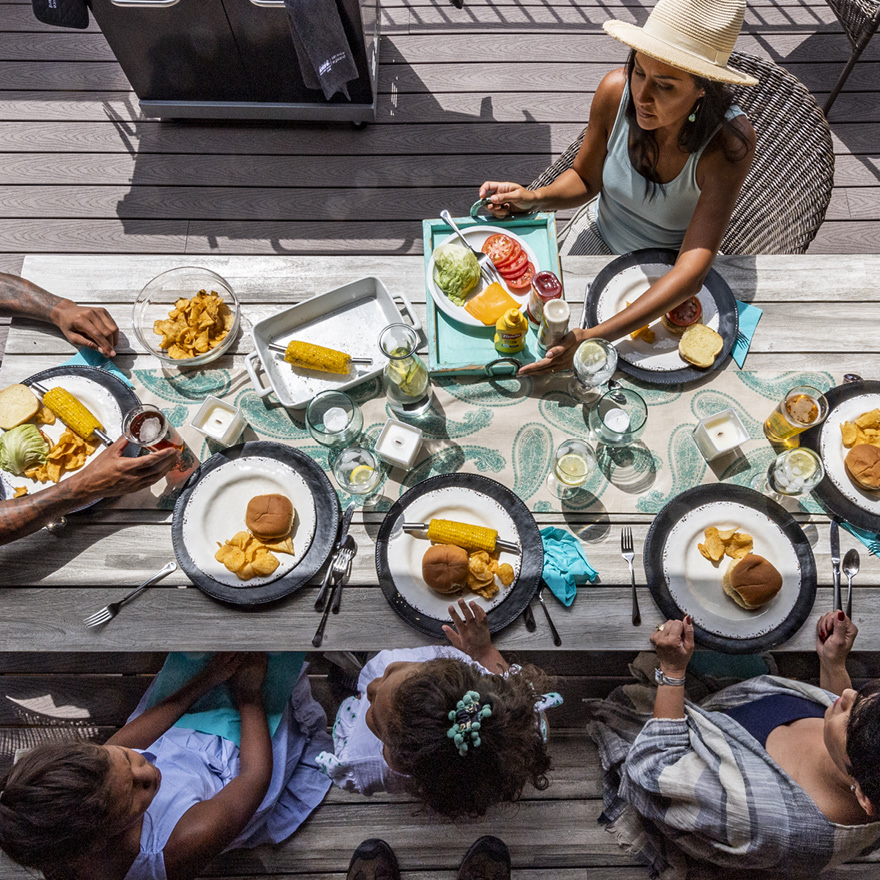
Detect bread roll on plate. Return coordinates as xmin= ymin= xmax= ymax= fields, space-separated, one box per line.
xmin=722 ymin=553 xmax=783 ymax=610
xmin=845 ymin=444 xmax=880 ymax=491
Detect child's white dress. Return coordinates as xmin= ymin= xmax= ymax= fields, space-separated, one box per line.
xmin=315 ymin=645 xmax=561 ymax=795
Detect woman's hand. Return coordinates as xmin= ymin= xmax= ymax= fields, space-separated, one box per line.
xmin=230 ymin=652 xmax=268 ymax=705
xmin=443 ymin=598 xmax=509 ymax=672
xmin=49 ymin=298 xmax=119 ymax=358
xmin=478 ymin=181 xmax=536 ymax=218
xmin=517 ymin=328 xmax=585 ymax=376
xmin=650 ymin=616 xmax=694 ymax=679
xmin=817 ymin=610 xmax=858 ymax=666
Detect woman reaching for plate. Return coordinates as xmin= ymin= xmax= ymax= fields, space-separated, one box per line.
xmin=588 ymin=612 xmax=880 ymax=877
xmin=478 ymin=0 xmax=757 ymax=376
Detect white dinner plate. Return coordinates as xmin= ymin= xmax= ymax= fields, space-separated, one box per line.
xmin=426 ymin=226 xmax=539 ymax=327
xmin=179 ymin=455 xmax=316 ymax=589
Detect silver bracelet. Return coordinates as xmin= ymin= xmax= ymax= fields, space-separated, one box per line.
xmin=654 ymin=667 xmax=687 ymax=687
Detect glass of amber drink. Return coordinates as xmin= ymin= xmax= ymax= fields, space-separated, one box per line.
xmin=763 ymin=385 xmax=828 ymax=446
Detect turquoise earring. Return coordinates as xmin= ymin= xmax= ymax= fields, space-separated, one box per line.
xmin=688 ymin=110 xmax=697 ymax=122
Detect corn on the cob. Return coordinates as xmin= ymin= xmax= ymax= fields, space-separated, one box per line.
xmin=284 ymin=341 xmax=351 ymax=375
xmin=42 ymin=387 xmax=103 ymax=440
xmin=427 ymin=519 xmax=497 ymax=554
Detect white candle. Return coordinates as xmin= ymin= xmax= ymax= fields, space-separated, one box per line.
xmin=691 ymin=408 xmax=749 ymax=461
xmin=375 ymin=418 xmax=423 ymax=469
xmin=322 ymin=406 xmax=349 ymax=434
xmin=603 ymin=407 xmax=631 ymax=434
xmin=191 ymin=396 xmax=247 ymax=447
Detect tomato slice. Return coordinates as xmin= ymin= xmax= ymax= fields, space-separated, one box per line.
xmin=494 ymin=241 xmax=523 ymax=269
xmin=498 ymin=249 xmax=529 ymax=278
xmin=481 ymin=234 xmax=517 ymax=265
xmin=506 ymin=262 xmax=535 ymax=292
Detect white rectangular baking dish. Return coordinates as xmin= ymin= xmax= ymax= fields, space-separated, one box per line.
xmin=244 ymin=276 xmax=420 ymax=409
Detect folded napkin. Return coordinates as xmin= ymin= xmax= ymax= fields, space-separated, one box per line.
xmin=840 ymin=521 xmax=880 ymax=560
xmin=732 ymin=300 xmax=763 ymax=369
xmin=144 ymin=652 xmax=305 ymax=747
xmin=60 ymin=347 xmax=133 ymax=388
xmin=540 ymin=526 xmax=599 ymax=606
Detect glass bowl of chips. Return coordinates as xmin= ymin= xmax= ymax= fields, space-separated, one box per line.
xmin=132 ymin=267 xmax=240 ymax=367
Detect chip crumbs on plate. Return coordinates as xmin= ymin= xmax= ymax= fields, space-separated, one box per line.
xmin=153 ymin=289 xmax=234 ymax=360
xmin=13 ymin=486 xmax=27 ymax=498
xmin=841 ymin=408 xmax=880 ymax=449
xmin=698 ymin=526 xmax=753 ymax=565
xmin=215 ymin=530 xmax=295 ymax=582
xmin=25 ymin=429 xmax=99 ymax=483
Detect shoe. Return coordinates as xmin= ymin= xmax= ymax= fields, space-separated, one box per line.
xmin=458 ymin=836 xmax=511 ymax=880
xmin=347 ymin=838 xmax=401 ymax=880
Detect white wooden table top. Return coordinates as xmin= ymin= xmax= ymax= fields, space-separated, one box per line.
xmin=1 ymin=253 xmax=878 ymax=652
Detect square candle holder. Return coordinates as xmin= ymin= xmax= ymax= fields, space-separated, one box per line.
xmin=190 ymin=396 xmax=247 ymax=447
xmin=374 ymin=418 xmax=423 ymax=470
xmin=691 ymin=408 xmax=749 ymax=462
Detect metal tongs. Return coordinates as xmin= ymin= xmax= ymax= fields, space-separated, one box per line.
xmin=401 ymin=522 xmax=520 ymax=553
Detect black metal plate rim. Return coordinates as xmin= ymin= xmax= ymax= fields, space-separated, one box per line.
xmin=171 ymin=441 xmax=340 ymax=606
xmin=0 ymin=365 xmax=141 ymax=508
xmin=584 ymin=248 xmax=739 ymax=386
xmin=800 ymin=380 xmax=880 ymax=533
xmin=643 ymin=484 xmax=817 ymax=654
xmin=375 ymin=473 xmax=544 ymax=639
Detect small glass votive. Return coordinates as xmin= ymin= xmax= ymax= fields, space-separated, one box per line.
xmin=691 ymin=408 xmax=749 ymax=462
xmin=588 ymin=388 xmax=647 ymax=447
xmin=306 ymin=391 xmax=363 ymax=448
xmin=374 ymin=418 xmax=423 ymax=470
xmin=190 ymin=396 xmax=247 ymax=447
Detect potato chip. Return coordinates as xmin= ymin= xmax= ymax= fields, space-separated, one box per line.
xmin=497 ymin=563 xmax=515 ymax=586
xmin=13 ymin=486 xmax=27 ymax=498
xmin=841 ymin=421 xmax=859 ymax=448
xmin=215 ymin=544 xmax=245 ymax=571
xmin=216 ymin=530 xmax=283 ymax=582
xmin=699 ymin=526 xmax=753 ymax=565
xmin=716 ymin=528 xmax=738 ymax=541
xmin=698 ymin=527 xmax=726 ymax=563
xmin=855 ymin=408 xmax=880 ymax=430
xmin=35 ymin=404 xmax=56 ymax=426
xmin=260 ymin=536 xmax=294 ymax=555
xmin=725 ymin=532 xmax=753 ymax=559
xmin=252 ymin=551 xmax=280 ymax=576
xmin=153 ymin=288 xmax=233 ymax=360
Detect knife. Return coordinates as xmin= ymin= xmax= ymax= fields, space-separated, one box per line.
xmin=830 ymin=519 xmax=841 ymax=612
xmin=315 ymin=503 xmax=354 ymax=611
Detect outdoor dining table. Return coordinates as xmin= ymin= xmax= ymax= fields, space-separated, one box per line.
xmin=1 ymin=253 xmax=878 ymax=653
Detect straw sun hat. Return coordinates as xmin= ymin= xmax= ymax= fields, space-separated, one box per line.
xmin=604 ymin=0 xmax=758 ymax=86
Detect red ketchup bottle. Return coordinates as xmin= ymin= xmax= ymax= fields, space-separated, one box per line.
xmin=527 ymin=271 xmax=563 ymax=325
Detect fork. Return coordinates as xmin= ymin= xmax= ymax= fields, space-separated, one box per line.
xmin=83 ymin=561 xmax=177 ymax=627
xmin=312 ymin=546 xmax=354 ymax=647
xmin=537 ymin=584 xmax=562 ymax=646
xmin=440 ymin=210 xmax=504 ymax=287
xmin=332 ymin=536 xmax=356 ymax=614
xmin=621 ymin=527 xmax=641 ymax=626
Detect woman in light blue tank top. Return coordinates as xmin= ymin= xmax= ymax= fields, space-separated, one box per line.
xmin=479 ymin=0 xmax=758 ymax=376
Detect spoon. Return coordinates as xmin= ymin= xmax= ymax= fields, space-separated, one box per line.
xmin=843 ymin=548 xmax=860 ymax=620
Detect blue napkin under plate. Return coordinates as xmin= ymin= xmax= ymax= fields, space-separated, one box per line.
xmin=732 ymin=300 xmax=762 ymax=370
xmin=60 ymin=347 xmax=133 ymax=387
xmin=540 ymin=526 xmax=599 ymax=606
xmin=143 ymin=652 xmax=305 ymax=747
xmin=840 ymin=521 xmax=880 ymax=560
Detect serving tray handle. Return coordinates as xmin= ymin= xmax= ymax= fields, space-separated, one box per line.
xmin=243 ymin=351 xmax=275 ymax=399
xmin=392 ymin=293 xmax=422 ymax=333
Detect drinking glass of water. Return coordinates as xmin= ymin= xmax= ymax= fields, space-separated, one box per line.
xmin=569 ymin=338 xmax=618 ymax=403
xmin=332 ymin=446 xmax=383 ymax=496
xmin=588 ymin=388 xmax=648 ymax=447
xmin=548 ymin=438 xmax=597 ymax=498
xmin=760 ymin=447 xmax=825 ymax=497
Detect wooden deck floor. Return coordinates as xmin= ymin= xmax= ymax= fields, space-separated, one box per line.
xmin=0 ymin=0 xmax=879 ymax=276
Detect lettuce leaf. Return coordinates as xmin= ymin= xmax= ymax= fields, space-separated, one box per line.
xmin=432 ymin=243 xmax=480 ymax=306
xmin=0 ymin=424 xmax=49 ymax=476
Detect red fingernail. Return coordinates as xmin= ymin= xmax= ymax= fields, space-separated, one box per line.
xmin=838 ymin=611 xmax=845 ymax=621
xmin=684 ymin=615 xmax=691 ymax=624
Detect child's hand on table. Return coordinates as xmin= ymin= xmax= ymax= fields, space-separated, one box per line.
xmin=443 ymin=598 xmax=509 ymax=673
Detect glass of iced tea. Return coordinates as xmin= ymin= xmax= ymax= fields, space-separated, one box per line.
xmin=122 ymin=404 xmax=184 ymax=452
xmin=763 ymin=385 xmax=828 ymax=446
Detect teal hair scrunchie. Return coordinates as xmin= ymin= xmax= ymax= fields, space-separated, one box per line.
xmin=446 ymin=690 xmax=492 ymax=756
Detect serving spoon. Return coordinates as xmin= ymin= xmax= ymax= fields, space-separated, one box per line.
xmin=843 ymin=548 xmax=860 ymax=620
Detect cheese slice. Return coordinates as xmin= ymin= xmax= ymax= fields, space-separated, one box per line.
xmin=465 ymin=283 xmax=520 ymax=326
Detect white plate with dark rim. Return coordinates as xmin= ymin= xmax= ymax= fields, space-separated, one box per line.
xmin=584 ymin=249 xmax=738 ymax=384
xmin=426 ymin=225 xmax=539 ymax=328
xmin=0 ymin=366 xmax=139 ymax=506
xmin=802 ymin=380 xmax=880 ymax=532
xmin=644 ymin=484 xmax=816 ymax=654
xmin=375 ymin=473 xmax=544 ymax=638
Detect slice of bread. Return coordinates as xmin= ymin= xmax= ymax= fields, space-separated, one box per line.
xmin=0 ymin=384 xmax=40 ymax=430
xmin=679 ymin=324 xmax=723 ymax=369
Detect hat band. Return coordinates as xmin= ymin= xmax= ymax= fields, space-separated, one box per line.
xmin=641 ymin=18 xmax=732 ymax=68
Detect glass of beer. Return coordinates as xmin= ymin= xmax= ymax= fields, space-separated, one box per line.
xmin=122 ymin=404 xmax=184 ymax=453
xmin=763 ymin=385 xmax=828 ymax=446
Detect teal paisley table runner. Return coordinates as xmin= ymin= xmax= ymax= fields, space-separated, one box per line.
xmin=116 ymin=368 xmax=837 ymax=516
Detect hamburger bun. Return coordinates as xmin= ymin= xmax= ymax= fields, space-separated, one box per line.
xmin=246 ymin=494 xmax=294 ymax=540
xmin=679 ymin=324 xmax=723 ymax=369
xmin=422 ymin=544 xmax=469 ymax=595
xmin=722 ymin=553 xmax=783 ymax=610
xmin=0 ymin=384 xmax=40 ymax=430
xmin=661 ymin=296 xmax=703 ymax=336
xmin=845 ymin=444 xmax=880 ymax=492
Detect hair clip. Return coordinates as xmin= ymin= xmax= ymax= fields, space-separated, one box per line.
xmin=447 ymin=690 xmax=492 ymax=756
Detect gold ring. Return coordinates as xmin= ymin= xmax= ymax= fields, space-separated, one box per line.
xmin=655 ymin=624 xmax=665 ymax=632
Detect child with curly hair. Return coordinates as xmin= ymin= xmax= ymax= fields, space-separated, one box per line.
xmin=316 ymin=598 xmax=562 ymax=817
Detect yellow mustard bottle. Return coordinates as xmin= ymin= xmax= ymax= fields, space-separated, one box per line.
xmin=494 ymin=308 xmax=528 ymax=354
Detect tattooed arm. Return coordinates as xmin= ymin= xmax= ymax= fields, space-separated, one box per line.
xmin=0 ymin=439 xmax=177 ymax=545
xmin=0 ymin=273 xmax=119 ymax=357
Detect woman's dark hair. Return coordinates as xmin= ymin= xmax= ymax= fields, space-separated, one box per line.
xmin=382 ymin=658 xmax=553 ymax=818
xmin=847 ymin=682 xmax=880 ymax=808
xmin=0 ymin=741 xmax=115 ymax=880
xmin=624 ymin=50 xmax=751 ymax=199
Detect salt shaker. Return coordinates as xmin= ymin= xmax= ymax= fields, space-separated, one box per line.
xmin=537 ymin=299 xmax=571 ymax=352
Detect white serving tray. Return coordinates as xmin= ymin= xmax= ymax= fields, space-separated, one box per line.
xmin=244 ymin=277 xmax=420 ymax=409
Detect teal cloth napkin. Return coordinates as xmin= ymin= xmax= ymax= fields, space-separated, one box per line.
xmin=60 ymin=347 xmax=133 ymax=388
xmin=732 ymin=300 xmax=763 ymax=369
xmin=143 ymin=652 xmax=305 ymax=747
xmin=840 ymin=521 xmax=880 ymax=560
xmin=540 ymin=526 xmax=599 ymax=606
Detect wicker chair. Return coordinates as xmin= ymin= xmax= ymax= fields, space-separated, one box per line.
xmin=529 ymin=52 xmax=835 ymax=255
xmin=823 ymin=0 xmax=880 ymax=115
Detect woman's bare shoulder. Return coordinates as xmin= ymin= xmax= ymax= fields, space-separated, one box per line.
xmin=590 ymin=68 xmax=627 ymax=128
